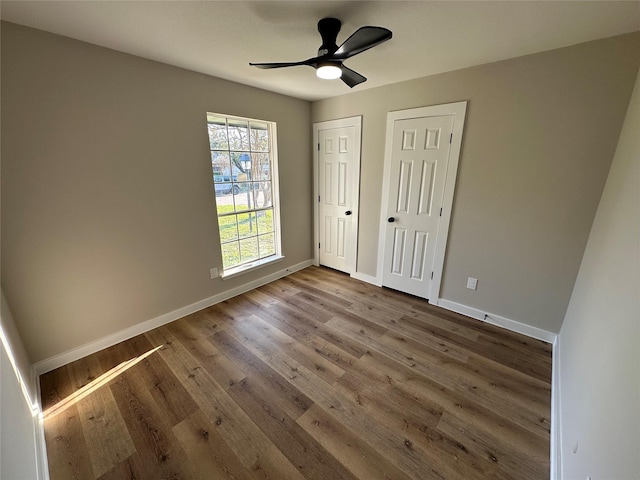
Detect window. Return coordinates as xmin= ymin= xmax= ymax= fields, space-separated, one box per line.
xmin=206 ymin=113 xmax=281 ymax=276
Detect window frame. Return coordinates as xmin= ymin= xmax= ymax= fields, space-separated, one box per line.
xmin=206 ymin=112 xmax=283 ymax=279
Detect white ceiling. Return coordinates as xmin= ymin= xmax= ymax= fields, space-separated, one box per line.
xmin=1 ymin=1 xmax=639 ymax=101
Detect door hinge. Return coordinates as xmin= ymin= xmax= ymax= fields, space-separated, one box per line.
xmin=318 ymin=242 xmax=321 ymax=249
xmin=318 ymin=195 xmax=320 ymax=202
xmin=439 ymin=207 xmax=442 ymax=217
xmin=450 ymin=133 xmax=453 ymax=143
xmin=431 ymin=271 xmax=434 ymax=280
xmin=318 ymin=143 xmax=320 ymax=151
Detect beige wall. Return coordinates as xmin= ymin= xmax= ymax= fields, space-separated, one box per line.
xmin=1 ymin=22 xmax=312 ymax=363
xmin=312 ymin=32 xmax=640 ymax=333
xmin=558 ymin=69 xmax=639 ymax=479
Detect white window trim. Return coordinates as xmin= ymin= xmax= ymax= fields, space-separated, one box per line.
xmin=220 ymin=254 xmax=285 ymax=280
xmin=207 ymin=114 xmax=282 ymax=277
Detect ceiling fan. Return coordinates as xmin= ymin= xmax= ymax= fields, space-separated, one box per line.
xmin=249 ymin=18 xmax=392 ymax=88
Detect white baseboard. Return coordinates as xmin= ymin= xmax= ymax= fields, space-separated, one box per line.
xmin=435 ymin=298 xmax=557 ymax=344
xmin=32 ymin=367 xmax=50 ymax=480
xmin=350 ymin=271 xmax=381 ymax=286
xmin=33 ymin=259 xmax=313 ymax=375
xmin=551 ymin=336 xmax=562 ymax=480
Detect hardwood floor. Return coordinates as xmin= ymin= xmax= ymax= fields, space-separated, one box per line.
xmin=39 ymin=266 xmax=552 ymax=480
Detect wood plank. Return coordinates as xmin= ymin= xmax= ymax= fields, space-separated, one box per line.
xmin=144 ymin=326 xmax=306 ymax=479
xmin=130 ymin=349 xmax=199 ymax=427
xmin=211 ymin=328 xmax=314 ymax=421
xmin=291 ymin=272 xmax=546 ymax=393
xmin=464 ymin=354 xmax=552 ymax=411
xmin=299 ymin=335 xmax=361 ymax=372
xmin=474 ymin=335 xmax=552 ymax=383
xmin=294 ymin=270 xmax=456 ymax=331
xmin=40 ymin=364 xmax=76 ymax=412
xmin=437 ymin=411 xmax=549 ymax=480
xmin=379 ymin=322 xmax=470 ymax=363
xmin=243 ymin=287 xmax=282 ymax=308
xmin=292 ymin=271 xmax=481 ymax=346
xmin=288 ymin=291 xmax=389 ymax=336
xmin=293 ymin=268 xmax=545 ymax=373
xmin=346 ymin=301 xmax=404 ymax=326
xmin=43 ymin=400 xmax=95 ymax=480
xmin=223 ymin=295 xmax=368 ymax=359
xmin=66 ymin=355 xmax=136 ymax=478
xmin=334 ymin=372 xmax=503 ymax=480
xmin=94 ymin=334 xmax=156 ymax=374
xmin=41 ymin=365 xmax=93 ymax=479
xmin=225 ymin=297 xmax=320 ymax=338
xmin=409 ymin=301 xmax=552 ymax=356
xmin=327 ymin=316 xmax=550 ymax=439
xmin=166 ymin=318 xmax=246 ymax=390
xmin=252 ymin=348 xmax=451 ymax=479
xmin=379 ymin=332 xmax=549 ymax=418
xmin=227 ymin=375 xmax=359 ymax=480
xmin=109 ymin=369 xmax=202 ymax=479
xmin=224 ymin=313 xmax=345 ymax=385
xmin=398 ymin=311 xmax=480 ymax=342
xmin=336 ymin=371 xmax=443 ymax=430
xmin=402 ymin=307 xmax=552 ymax=383
xmin=184 ymin=305 xmax=231 ymax=338
xmin=356 ymin=349 xmax=550 ymax=460
xmin=340 ymin=353 xmax=548 ymax=480
xmin=297 ymin=404 xmax=414 ymax=480
xmin=279 ymin=276 xmax=353 ymax=309
xmin=96 ymin=453 xmax=147 ymax=480
xmin=257 ymin=279 xmax=302 ymax=298
xmin=172 ymin=409 xmax=252 ymax=480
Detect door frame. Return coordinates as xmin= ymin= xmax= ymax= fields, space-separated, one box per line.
xmin=313 ymin=116 xmax=362 ymax=276
xmin=376 ymin=102 xmax=467 ymax=304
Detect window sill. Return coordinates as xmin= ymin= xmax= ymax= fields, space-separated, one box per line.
xmin=220 ymin=255 xmax=284 ymax=280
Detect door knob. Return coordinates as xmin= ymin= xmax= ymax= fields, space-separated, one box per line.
xmin=388 ymin=217 xmax=395 ymax=223
xmin=345 ymin=210 xmax=352 ymax=216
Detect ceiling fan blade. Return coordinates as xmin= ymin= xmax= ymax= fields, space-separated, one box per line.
xmin=249 ymin=61 xmax=309 ymax=69
xmin=340 ymin=65 xmax=367 ymax=88
xmin=250 ymin=54 xmax=324 ymax=69
xmin=333 ymin=26 xmax=392 ymax=59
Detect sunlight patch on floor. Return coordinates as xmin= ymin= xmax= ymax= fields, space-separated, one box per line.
xmin=43 ymin=345 xmax=163 ymax=420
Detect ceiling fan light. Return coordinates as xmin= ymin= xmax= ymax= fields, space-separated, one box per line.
xmin=316 ymin=64 xmax=342 ymax=80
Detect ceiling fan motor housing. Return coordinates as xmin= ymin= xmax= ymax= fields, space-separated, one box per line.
xmin=317 ymin=18 xmax=342 ymax=56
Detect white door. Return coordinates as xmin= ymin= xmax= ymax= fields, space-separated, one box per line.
xmin=316 ymin=120 xmax=360 ymax=274
xmin=381 ymin=114 xmax=455 ymax=298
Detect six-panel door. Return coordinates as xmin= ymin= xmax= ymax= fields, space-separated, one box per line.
xmin=382 ymin=115 xmax=455 ymax=298
xmin=318 ymin=126 xmax=357 ymax=273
